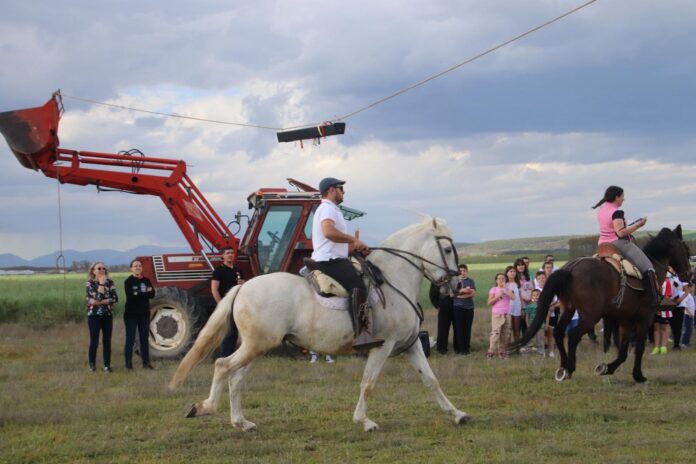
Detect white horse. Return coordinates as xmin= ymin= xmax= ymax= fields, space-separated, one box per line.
xmin=170 ymin=217 xmax=469 ymax=432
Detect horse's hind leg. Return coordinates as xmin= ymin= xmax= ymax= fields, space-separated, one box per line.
xmin=186 ymin=345 xmax=261 ymax=419
xmin=404 ymin=339 xmax=469 ymax=425
xmin=228 ymin=360 xmax=258 ymax=430
xmin=353 ymin=344 xmax=392 ymax=432
xmin=631 ymin=323 xmax=650 ymax=383
xmin=553 ymin=312 xmax=572 ymax=381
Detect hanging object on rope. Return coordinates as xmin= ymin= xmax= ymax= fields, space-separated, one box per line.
xmin=276 ymin=121 xmax=346 ymax=145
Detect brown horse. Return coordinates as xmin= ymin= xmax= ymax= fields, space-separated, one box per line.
xmin=513 ymin=226 xmax=691 ymax=383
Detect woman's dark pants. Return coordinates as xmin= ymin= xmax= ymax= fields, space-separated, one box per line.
xmin=88 ymin=315 xmax=113 ymax=367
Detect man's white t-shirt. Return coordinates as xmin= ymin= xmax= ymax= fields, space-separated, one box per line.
xmin=311 ymin=199 xmax=348 ymax=262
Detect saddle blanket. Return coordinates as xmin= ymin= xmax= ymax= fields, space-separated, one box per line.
xmin=313 ymin=288 xmax=382 ymax=311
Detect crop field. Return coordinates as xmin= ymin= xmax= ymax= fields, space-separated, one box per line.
xmin=2 ymin=264 xmax=696 ymax=463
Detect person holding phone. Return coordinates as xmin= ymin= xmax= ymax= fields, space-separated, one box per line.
xmin=593 ymin=185 xmax=659 ymax=305
xmin=86 ymin=261 xmax=118 ymax=372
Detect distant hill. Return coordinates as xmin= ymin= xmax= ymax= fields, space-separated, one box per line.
xmin=0 ymin=245 xmax=189 ymax=269
xmin=457 ymin=235 xmax=581 ymax=257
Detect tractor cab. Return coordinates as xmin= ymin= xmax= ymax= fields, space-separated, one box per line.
xmin=239 ymin=187 xmax=365 ymax=276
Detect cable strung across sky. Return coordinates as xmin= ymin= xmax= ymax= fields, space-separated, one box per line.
xmin=60 ymin=0 xmax=599 ymax=133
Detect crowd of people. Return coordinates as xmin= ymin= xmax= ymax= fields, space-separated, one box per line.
xmin=432 ymin=255 xmax=571 ymax=359
xmin=433 ymin=253 xmax=696 ymax=359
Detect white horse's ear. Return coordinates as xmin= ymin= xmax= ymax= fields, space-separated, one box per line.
xmin=674 ymin=224 xmax=683 ymax=239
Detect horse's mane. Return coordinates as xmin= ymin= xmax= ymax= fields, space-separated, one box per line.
xmin=642 ymin=227 xmax=675 ymax=260
xmin=381 ymin=216 xmax=451 ymax=247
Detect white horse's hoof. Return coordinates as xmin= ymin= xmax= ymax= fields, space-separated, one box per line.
xmin=594 ymin=363 xmax=608 ymax=375
xmin=186 ymin=402 xmax=212 ymax=418
xmin=233 ymin=419 xmax=257 ymax=432
xmin=554 ymin=367 xmax=570 ymax=382
xmin=454 ymin=412 xmax=471 ymax=425
xmin=363 ymin=419 xmax=379 ymax=432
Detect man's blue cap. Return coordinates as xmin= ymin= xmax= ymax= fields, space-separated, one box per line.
xmin=319 ymin=177 xmax=345 ymax=194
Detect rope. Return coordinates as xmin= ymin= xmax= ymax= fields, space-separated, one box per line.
xmin=55 ymin=167 xmax=67 ymax=305
xmin=60 ymin=93 xmax=282 ymax=131
xmin=335 ymin=0 xmax=598 ymax=122
xmin=59 ymin=0 xmax=598 ymax=132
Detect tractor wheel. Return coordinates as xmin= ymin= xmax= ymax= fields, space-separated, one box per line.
xmin=148 ymin=287 xmax=203 ymax=359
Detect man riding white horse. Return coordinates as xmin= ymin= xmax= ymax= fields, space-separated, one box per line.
xmin=310 ymin=177 xmax=385 ymax=351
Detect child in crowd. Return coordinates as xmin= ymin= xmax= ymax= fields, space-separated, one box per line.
xmin=535 ymin=271 xmax=559 ymax=357
xmin=309 ymin=352 xmax=335 ymax=363
xmin=680 ymin=282 xmax=695 ymax=348
xmin=505 ymin=266 xmax=522 ymax=347
xmin=487 ymin=273 xmax=514 ymax=359
xmin=522 ymin=289 xmax=545 ymax=355
xmin=652 ymin=276 xmax=674 ymax=354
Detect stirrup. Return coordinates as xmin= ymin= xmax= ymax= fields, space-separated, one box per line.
xmin=352 ymin=331 xmax=385 ymax=352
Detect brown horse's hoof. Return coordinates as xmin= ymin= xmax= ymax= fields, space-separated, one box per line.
xmin=594 ymin=363 xmax=609 ymax=376
xmin=185 ymin=404 xmax=198 ymax=418
xmin=554 ymin=367 xmax=570 ymax=381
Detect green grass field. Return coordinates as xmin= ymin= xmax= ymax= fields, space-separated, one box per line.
xmin=0 ymin=261 xmax=548 ymax=325
xmin=4 ymin=262 xmax=696 ymax=463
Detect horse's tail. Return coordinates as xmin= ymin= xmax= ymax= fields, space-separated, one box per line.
xmin=169 ymin=285 xmax=241 ymax=389
xmin=509 ymin=270 xmax=573 ymax=352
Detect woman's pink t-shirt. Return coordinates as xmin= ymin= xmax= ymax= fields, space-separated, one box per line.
xmin=597 ymin=202 xmax=619 ymax=244
xmin=489 ymin=287 xmax=510 ymax=315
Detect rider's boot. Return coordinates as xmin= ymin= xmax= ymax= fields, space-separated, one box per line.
xmin=350 ymin=288 xmax=385 ymax=352
xmin=643 ymin=269 xmax=661 ymax=307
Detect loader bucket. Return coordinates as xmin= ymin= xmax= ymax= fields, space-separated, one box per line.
xmin=0 ymin=96 xmax=61 ymax=170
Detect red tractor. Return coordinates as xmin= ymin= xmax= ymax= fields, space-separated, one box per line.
xmin=0 ymin=93 xmax=364 ymax=358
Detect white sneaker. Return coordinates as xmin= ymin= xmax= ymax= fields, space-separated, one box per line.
xmin=325 ymin=356 xmax=335 ymax=363
xmin=309 ymin=354 xmax=317 ymax=363
xmin=549 ymin=351 xmax=555 ymax=358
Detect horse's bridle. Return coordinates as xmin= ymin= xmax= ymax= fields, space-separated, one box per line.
xmin=371 ymin=235 xmax=459 ymax=287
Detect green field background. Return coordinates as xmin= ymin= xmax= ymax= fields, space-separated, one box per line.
xmin=0 ymin=261 xmax=553 ymax=325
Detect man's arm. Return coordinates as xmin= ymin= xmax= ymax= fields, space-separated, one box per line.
xmin=211 ymin=279 xmax=222 ymax=303
xmin=321 ymin=219 xmax=368 ymax=252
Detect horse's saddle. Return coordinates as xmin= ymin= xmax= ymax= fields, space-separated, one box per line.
xmin=300 ymin=256 xmax=385 ymax=299
xmin=593 ymin=243 xmax=642 ymax=289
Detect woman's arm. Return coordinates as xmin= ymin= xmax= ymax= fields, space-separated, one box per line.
xmin=613 ymin=217 xmax=646 ymax=238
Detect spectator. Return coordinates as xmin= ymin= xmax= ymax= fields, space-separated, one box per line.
xmin=522 ymin=289 xmax=544 ymax=354
xmin=86 ymin=261 xmax=118 ymax=372
xmin=430 ymin=283 xmax=455 ymax=355
xmin=486 ymin=273 xmax=514 ymax=359
xmin=515 ymin=258 xmax=534 ymax=334
xmin=212 ymin=247 xmax=245 ymax=357
xmin=669 ymin=270 xmax=689 ymax=351
xmin=535 ymin=271 xmax=558 ymax=357
xmin=539 ymin=255 xmax=559 ymax=272
xmin=505 ymin=265 xmax=522 ymax=348
xmin=680 ymin=283 xmax=695 ymax=348
xmin=652 ymin=277 xmax=673 ymax=355
xmin=309 ymin=352 xmax=335 ymax=363
xmin=453 ymin=264 xmax=476 ymax=355
xmin=123 ymin=259 xmax=156 ymax=370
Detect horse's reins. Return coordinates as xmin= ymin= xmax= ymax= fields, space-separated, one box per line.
xmin=368 ymin=235 xmax=459 ymax=325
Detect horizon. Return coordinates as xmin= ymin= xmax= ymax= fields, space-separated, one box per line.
xmin=1 ymin=1 xmax=695 ymax=258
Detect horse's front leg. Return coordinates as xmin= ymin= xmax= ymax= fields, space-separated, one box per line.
xmin=404 ymin=338 xmax=470 ymax=425
xmin=598 ymin=324 xmax=630 ymax=376
xmin=353 ymin=343 xmax=392 ymax=432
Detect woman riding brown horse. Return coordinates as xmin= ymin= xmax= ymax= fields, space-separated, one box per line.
xmin=512 ymin=226 xmax=691 ymax=383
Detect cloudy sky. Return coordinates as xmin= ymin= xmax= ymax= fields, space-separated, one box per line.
xmin=1 ymin=0 xmax=695 ymax=259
